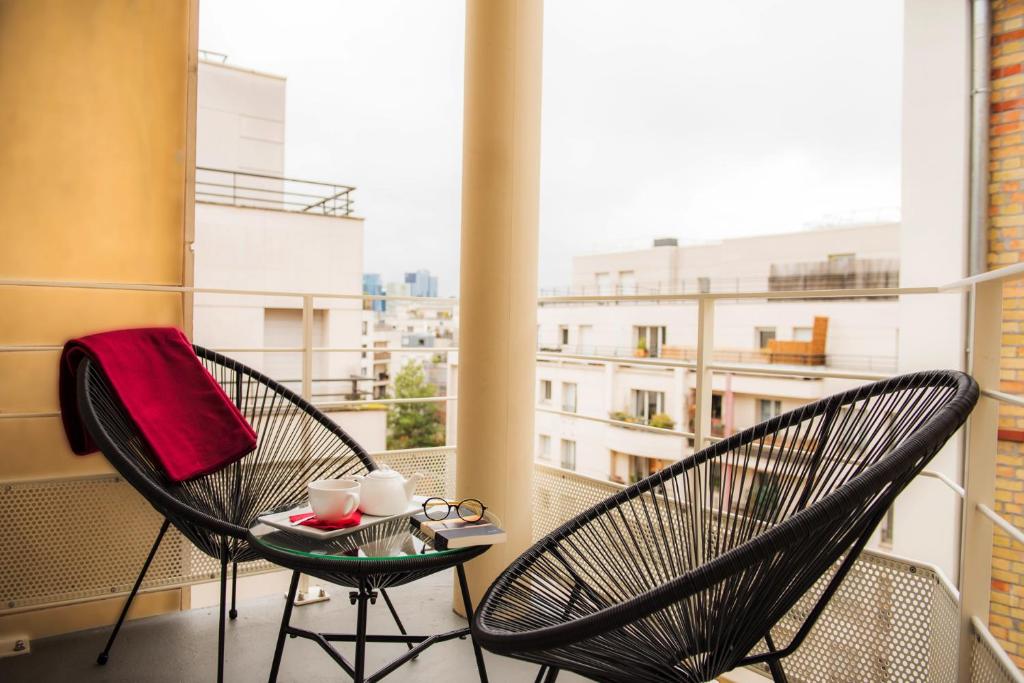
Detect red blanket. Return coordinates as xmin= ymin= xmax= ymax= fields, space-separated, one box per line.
xmin=60 ymin=328 xmax=257 ymax=482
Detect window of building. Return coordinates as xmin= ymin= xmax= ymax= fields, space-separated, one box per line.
xmin=538 ymin=434 xmax=551 ymax=461
xmin=828 ymin=252 xmax=856 ymax=271
xmin=578 ymin=325 xmax=594 ymax=353
xmin=263 ymin=308 xmax=327 ymax=384
xmin=595 ymin=272 xmax=611 ymax=294
xmin=711 ymin=394 xmax=723 ymax=420
xmin=560 ymin=439 xmax=577 ymax=470
xmin=758 ymin=399 xmax=782 ymax=422
xmin=559 ymin=325 xmax=570 ymax=346
xmin=634 ymin=325 xmax=667 ymax=357
xmin=793 ymin=326 xmax=813 ymax=342
xmin=748 ymin=471 xmax=782 ymax=521
xmin=562 ymin=382 xmax=578 ymax=412
xmin=540 ymin=379 xmax=552 ymax=403
xmin=631 ymin=389 xmax=665 ymax=423
xmin=361 ymin=343 xmax=367 ymax=359
xmin=618 ymin=270 xmax=636 ymax=294
xmin=755 ymin=327 xmax=776 ymax=349
xmin=361 ymin=320 xmax=368 ymax=335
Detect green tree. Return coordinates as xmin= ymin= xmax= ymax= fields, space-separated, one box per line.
xmin=387 ymin=361 xmax=445 ymax=449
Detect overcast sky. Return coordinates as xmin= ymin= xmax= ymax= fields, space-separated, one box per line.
xmin=199 ymin=1 xmax=903 ymax=295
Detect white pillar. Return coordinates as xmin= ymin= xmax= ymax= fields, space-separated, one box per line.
xmin=455 ymin=0 xmax=544 ymax=610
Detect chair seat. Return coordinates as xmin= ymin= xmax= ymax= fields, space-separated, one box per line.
xmin=473 ymin=370 xmax=979 ymax=683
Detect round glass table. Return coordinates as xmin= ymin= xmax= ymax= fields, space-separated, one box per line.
xmin=247 ymin=514 xmax=491 ymax=683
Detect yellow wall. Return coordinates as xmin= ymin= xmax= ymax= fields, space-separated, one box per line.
xmin=0 ymin=0 xmax=196 ymax=637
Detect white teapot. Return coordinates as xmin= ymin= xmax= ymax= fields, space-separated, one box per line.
xmin=347 ymin=468 xmax=424 ymax=517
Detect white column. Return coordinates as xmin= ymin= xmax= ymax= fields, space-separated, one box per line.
xmin=455 ymin=0 xmax=544 ymax=610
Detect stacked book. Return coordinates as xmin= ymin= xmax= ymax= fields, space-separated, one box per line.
xmin=411 ymin=510 xmax=507 ymax=550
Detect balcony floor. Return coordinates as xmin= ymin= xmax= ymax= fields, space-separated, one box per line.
xmin=0 ymin=571 xmax=588 ymax=683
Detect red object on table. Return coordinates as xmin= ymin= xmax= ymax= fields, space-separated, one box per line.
xmin=59 ymin=327 xmax=258 ymax=483
xmin=289 ymin=510 xmax=363 ymax=530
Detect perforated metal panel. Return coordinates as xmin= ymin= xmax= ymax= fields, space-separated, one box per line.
xmin=374 ymin=447 xmax=455 ymax=499
xmin=0 ymin=447 xmax=454 ymax=614
xmin=972 ymin=621 xmax=1024 ymax=683
xmin=531 ymin=463 xmax=961 ymax=683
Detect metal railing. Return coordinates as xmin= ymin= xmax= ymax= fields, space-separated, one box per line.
xmin=5 ymin=262 xmax=1024 ymax=678
xmin=195 ymin=166 xmax=356 ymax=217
xmin=543 ymin=343 xmax=898 ymax=373
xmin=538 ymin=264 xmax=899 ymax=299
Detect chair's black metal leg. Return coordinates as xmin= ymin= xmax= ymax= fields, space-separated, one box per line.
xmin=534 ymin=665 xmax=549 ymax=683
xmin=96 ymin=518 xmax=170 ymax=665
xmin=268 ymin=571 xmax=300 ymax=683
xmin=543 ymin=667 xmax=560 ymax=683
xmin=229 ymin=560 xmax=239 ymax=620
xmin=354 ymin=580 xmax=370 ymax=683
xmin=764 ymin=633 xmax=789 ymax=683
xmin=380 ymin=588 xmax=414 ymax=653
xmin=217 ymin=538 xmax=228 ymax=683
xmin=456 ymin=563 xmax=489 ymax=683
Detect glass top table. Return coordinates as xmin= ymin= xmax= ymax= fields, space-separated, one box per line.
xmin=246 ymin=511 xmax=492 ymax=682
xmin=248 ymin=514 xmax=475 ymax=566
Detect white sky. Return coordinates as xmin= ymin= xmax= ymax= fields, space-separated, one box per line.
xmin=199 ymin=0 xmax=903 ymax=296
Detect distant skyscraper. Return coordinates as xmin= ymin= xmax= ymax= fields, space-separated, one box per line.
xmin=403 ymin=269 xmax=439 ymax=297
xmin=362 ymin=273 xmax=386 ymax=312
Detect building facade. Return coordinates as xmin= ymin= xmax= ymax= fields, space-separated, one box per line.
xmin=533 ymin=223 xmax=902 ymax=548
xmin=191 ymin=58 xmax=384 ymax=450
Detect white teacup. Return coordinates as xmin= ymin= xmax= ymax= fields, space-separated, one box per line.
xmin=308 ymin=479 xmax=360 ymax=522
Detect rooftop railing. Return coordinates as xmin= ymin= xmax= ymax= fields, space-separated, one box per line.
xmin=195 ymin=166 xmax=356 ymax=217
xmin=4 ymin=263 xmax=1024 ymax=680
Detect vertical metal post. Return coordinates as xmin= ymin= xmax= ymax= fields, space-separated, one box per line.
xmin=693 ymin=297 xmax=715 ymax=449
xmin=301 ymin=295 xmax=314 ymax=401
xmin=958 ymin=280 xmax=1001 ymax=680
xmin=294 ymin=294 xmax=329 ymax=605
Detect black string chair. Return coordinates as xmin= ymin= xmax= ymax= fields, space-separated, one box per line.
xmin=473 ymin=370 xmax=978 ymax=683
xmin=74 ymin=346 xmax=392 ymax=682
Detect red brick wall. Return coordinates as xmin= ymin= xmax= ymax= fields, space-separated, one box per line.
xmin=990 ymin=0 xmax=1024 ymax=668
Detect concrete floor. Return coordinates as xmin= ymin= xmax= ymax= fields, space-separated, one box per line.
xmin=0 ymin=571 xmax=587 ymax=683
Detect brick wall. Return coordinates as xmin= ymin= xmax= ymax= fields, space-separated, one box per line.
xmin=990 ymin=0 xmax=1024 ymax=668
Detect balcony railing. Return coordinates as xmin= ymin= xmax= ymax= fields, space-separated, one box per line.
xmin=195 ymin=166 xmax=356 ymax=217
xmin=539 ymin=261 xmax=899 ymax=299
xmin=4 ymin=263 xmax=1024 ymax=681
xmin=544 ymin=343 xmax=898 ymax=373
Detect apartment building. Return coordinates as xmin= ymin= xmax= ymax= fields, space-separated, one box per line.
xmin=535 ymin=222 xmax=901 ymax=529
xmin=190 ymin=58 xmax=384 ymax=450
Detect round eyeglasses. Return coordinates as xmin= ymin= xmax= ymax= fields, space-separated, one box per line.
xmin=422 ymin=497 xmax=487 ymax=523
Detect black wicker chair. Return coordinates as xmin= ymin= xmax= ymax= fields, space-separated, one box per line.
xmin=473 ymin=370 xmax=978 ymax=683
xmin=74 ymin=346 xmax=396 ymax=681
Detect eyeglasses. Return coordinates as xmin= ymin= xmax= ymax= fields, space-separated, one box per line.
xmin=422 ymin=497 xmax=487 ymax=523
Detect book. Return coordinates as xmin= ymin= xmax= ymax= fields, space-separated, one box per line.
xmin=410 ymin=508 xmax=459 ymax=530
xmin=417 ymin=517 xmax=484 ymax=539
xmin=433 ymin=523 xmax=507 ymax=550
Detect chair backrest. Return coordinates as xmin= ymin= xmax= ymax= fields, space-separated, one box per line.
xmin=76 ymin=346 xmax=377 ymax=540
xmin=486 ymin=370 xmax=977 ymax=671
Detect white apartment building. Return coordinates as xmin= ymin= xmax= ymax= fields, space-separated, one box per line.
xmin=362 ymin=296 xmax=457 ymax=399
xmin=533 ymin=222 xmax=902 ymax=538
xmin=190 ymin=58 xmax=384 ymax=450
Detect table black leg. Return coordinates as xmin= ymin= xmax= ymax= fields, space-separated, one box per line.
xmin=268 ymin=571 xmax=300 ymax=683
xmin=456 ymin=563 xmax=489 ymax=683
xmin=354 ymin=579 xmax=370 ymax=683
xmin=218 ymin=538 xmax=228 ymax=683
xmin=380 ymin=589 xmax=414 ymax=653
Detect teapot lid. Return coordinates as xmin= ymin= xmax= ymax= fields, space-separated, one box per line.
xmin=367 ymin=466 xmax=401 ymax=479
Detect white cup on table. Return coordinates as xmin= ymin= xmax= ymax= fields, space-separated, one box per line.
xmin=308 ymin=479 xmax=361 ymax=522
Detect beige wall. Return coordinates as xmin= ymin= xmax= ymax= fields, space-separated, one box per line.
xmin=0 ymin=0 xmax=196 ymax=637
